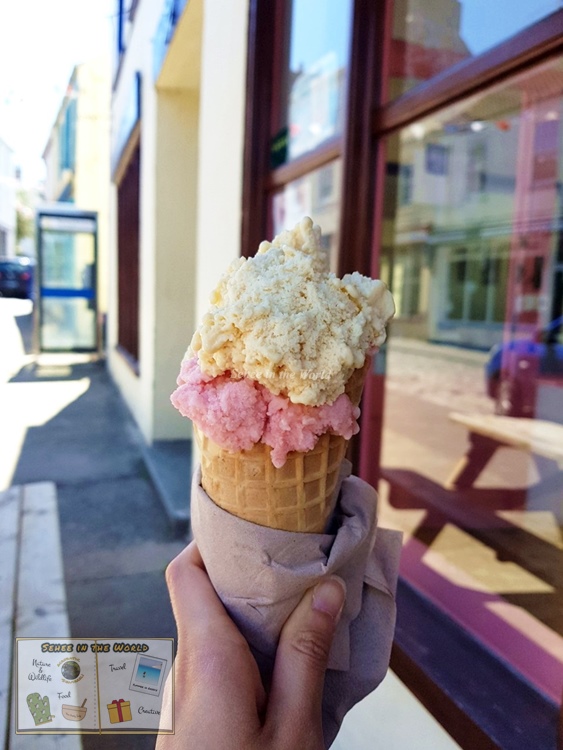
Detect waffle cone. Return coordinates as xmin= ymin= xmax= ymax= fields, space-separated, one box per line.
xmin=195 ymin=360 xmax=369 ymax=532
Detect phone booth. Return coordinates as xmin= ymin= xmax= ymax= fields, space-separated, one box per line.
xmin=36 ymin=206 xmax=98 ymax=352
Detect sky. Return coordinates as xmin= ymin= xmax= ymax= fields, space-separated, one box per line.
xmin=459 ymin=0 xmax=561 ymax=55
xmin=0 ymin=0 xmax=114 ymax=187
xmin=289 ymin=0 xmax=561 ymax=72
xmin=1 ymin=0 xmax=560 ymax=188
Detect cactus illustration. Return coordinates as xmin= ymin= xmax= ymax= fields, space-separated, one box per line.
xmin=26 ymin=693 xmax=54 ymax=725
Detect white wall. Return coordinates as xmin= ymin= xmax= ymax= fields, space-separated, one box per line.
xmin=195 ymin=0 xmax=249 ymax=325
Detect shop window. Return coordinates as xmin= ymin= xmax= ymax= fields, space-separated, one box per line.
xmin=317 ymin=164 xmax=334 ymax=203
xmin=444 ymin=245 xmax=509 ymax=325
xmin=398 ymin=164 xmax=413 ymax=206
xmin=378 ymin=57 xmax=563 ymax=721
xmin=393 ymin=247 xmax=424 ymax=317
xmin=59 ymin=98 xmax=77 ymax=174
xmin=114 ymin=0 xmax=140 ymax=80
xmin=244 ymin=2 xmax=563 ymax=743
xmin=272 ymin=160 xmax=342 ymax=271
xmin=273 ymin=0 xmax=353 ymax=164
xmin=116 ymin=143 xmax=140 ymax=369
xmin=425 ymin=143 xmax=449 ymax=176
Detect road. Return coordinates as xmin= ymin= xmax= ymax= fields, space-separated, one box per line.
xmin=385 ymin=338 xmax=493 ymax=416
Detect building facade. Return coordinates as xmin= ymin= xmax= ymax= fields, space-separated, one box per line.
xmin=43 ymin=57 xmax=111 ymax=321
xmin=109 ymin=1 xmax=563 ymax=746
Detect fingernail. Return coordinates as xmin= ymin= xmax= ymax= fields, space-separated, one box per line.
xmin=312 ymin=576 xmax=346 ymax=621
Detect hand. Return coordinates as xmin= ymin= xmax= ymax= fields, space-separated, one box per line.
xmin=156 ymin=541 xmax=346 ymax=750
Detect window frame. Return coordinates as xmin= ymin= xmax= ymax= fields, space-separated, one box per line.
xmin=243 ymin=2 xmax=563 ymax=264
xmin=116 ymin=135 xmax=141 ymax=373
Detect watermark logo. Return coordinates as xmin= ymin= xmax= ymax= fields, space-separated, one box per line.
xmin=263 ymin=369 xmax=334 ymax=381
xmin=15 ymin=638 xmax=174 ymax=735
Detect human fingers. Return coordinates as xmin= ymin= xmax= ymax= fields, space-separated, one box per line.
xmin=265 ymin=576 xmax=346 ymax=747
xmin=165 ymin=542 xmax=266 ymax=738
xmin=165 ymin=540 xmax=223 ymax=639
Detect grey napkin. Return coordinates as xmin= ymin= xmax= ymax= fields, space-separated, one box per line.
xmin=191 ymin=460 xmax=402 ymax=748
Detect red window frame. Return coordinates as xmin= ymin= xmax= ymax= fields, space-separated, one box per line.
xmin=116 ymin=137 xmax=141 ymax=371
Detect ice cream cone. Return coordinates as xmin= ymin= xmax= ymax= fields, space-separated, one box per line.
xmin=194 ymin=360 xmax=370 ymax=532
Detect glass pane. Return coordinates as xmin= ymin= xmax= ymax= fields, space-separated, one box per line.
xmin=41 ymin=232 xmax=95 ymax=290
xmin=41 ymin=297 xmax=97 ymax=350
xmin=377 ymin=56 xmax=563 ymax=702
xmin=274 ymin=0 xmax=353 ymax=163
xmin=272 ymin=159 xmax=342 ymax=271
xmin=388 ymin=0 xmax=560 ymax=101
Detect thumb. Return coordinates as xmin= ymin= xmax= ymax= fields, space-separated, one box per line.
xmin=266 ymin=576 xmax=346 ymax=741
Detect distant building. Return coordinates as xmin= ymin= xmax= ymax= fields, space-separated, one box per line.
xmin=42 ymin=57 xmax=111 ymax=317
xmin=0 ymin=137 xmax=16 ymax=258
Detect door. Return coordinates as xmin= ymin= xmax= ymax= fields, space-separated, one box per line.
xmin=37 ymin=210 xmax=98 ymax=352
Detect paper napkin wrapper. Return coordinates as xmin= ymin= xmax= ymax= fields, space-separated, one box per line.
xmin=191 ymin=460 xmax=402 ymax=748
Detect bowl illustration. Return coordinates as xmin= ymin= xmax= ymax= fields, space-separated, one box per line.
xmin=62 ymin=699 xmax=87 ymax=721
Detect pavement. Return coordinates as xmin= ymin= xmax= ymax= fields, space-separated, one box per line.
xmin=1 ymin=299 xmax=186 ymax=750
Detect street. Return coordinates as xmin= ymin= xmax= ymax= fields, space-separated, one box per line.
xmin=386 ymin=338 xmax=492 ymax=416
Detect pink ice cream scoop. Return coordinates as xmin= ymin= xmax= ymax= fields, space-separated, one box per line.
xmin=171 ymin=357 xmax=360 ymax=468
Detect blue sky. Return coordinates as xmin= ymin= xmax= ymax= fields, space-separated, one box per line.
xmin=459 ymin=0 xmax=560 ymax=55
xmin=290 ymin=0 xmax=352 ymax=72
xmin=289 ymin=0 xmax=559 ymax=69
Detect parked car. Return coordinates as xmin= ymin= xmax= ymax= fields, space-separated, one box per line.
xmin=0 ymin=257 xmax=35 ymax=299
xmin=485 ymin=315 xmax=563 ymax=417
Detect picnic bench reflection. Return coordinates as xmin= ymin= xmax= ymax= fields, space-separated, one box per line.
xmin=445 ymin=412 xmax=563 ymax=512
xmin=380 ymin=412 xmax=563 ymax=633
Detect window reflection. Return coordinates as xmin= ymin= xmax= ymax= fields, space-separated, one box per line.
xmin=378 ymin=57 xmax=563 ymax=702
xmin=272 ymin=160 xmax=342 ymax=271
xmin=388 ymin=0 xmax=560 ymax=101
xmin=274 ymin=0 xmax=352 ymax=163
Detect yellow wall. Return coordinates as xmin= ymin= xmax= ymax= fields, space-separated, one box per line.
xmin=153 ymin=89 xmax=199 ymax=440
xmin=74 ymin=57 xmax=111 ymax=316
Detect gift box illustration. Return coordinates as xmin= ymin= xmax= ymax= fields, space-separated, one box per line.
xmin=107 ymin=698 xmax=132 ymax=724
xmin=26 ymin=693 xmax=54 ymax=726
